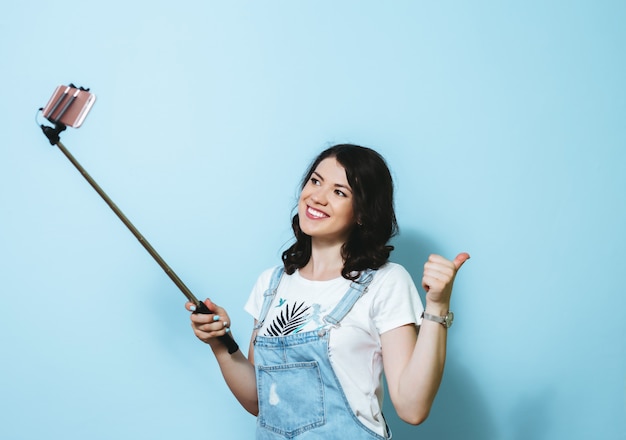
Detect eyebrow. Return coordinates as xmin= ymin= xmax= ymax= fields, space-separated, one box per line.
xmin=312 ymin=171 xmax=353 ymax=194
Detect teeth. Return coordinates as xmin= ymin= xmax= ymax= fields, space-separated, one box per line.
xmin=307 ymin=207 xmax=327 ymax=218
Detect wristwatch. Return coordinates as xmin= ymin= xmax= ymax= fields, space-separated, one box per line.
xmin=421 ymin=311 xmax=454 ymax=328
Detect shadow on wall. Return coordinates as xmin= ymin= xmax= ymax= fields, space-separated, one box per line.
xmin=386 ymin=231 xmax=496 ymax=440
xmin=510 ymin=387 xmax=554 ymax=440
xmin=383 ymin=358 xmax=496 ymax=440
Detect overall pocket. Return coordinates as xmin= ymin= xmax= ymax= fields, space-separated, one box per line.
xmin=257 ymin=361 xmax=325 ymax=438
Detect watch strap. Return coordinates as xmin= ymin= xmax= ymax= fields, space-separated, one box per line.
xmin=421 ymin=311 xmax=454 ymax=328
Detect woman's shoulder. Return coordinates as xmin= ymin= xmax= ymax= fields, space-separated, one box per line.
xmin=373 ymin=261 xmax=412 ymax=279
xmin=368 ymin=262 xmax=419 ymax=295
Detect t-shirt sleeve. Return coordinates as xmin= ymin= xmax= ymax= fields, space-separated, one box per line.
xmin=243 ymin=267 xmax=275 ymax=320
xmin=370 ymin=263 xmax=424 ymax=335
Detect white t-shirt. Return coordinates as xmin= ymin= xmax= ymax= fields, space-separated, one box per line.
xmin=244 ymin=262 xmax=424 ymax=436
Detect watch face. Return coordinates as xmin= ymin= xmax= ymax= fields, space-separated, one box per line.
xmin=444 ymin=311 xmax=454 ymax=328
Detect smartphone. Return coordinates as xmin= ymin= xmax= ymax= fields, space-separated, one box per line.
xmin=42 ymin=85 xmax=96 ymax=128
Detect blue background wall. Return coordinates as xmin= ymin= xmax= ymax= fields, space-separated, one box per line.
xmin=1 ymin=2 xmax=624 ymax=439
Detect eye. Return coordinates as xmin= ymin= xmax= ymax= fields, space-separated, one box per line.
xmin=310 ymin=177 xmax=321 ymax=186
xmin=334 ymin=189 xmax=347 ymax=197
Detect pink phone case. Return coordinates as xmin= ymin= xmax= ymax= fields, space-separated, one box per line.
xmin=42 ymin=85 xmax=96 ymax=127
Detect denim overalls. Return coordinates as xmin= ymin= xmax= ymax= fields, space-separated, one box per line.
xmin=253 ymin=266 xmax=391 ymax=439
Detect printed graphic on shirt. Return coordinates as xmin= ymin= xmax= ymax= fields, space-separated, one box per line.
xmin=264 ymin=300 xmax=323 ymax=336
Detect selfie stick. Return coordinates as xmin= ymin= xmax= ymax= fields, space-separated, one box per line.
xmin=39 ymin=117 xmax=239 ymax=355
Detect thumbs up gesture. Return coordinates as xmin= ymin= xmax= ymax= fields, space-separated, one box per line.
xmin=422 ymin=253 xmax=470 ymax=307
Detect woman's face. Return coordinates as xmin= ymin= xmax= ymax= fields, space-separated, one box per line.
xmin=298 ymin=157 xmax=356 ymax=245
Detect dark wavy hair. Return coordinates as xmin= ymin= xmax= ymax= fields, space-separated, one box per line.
xmin=281 ymin=144 xmax=398 ymax=280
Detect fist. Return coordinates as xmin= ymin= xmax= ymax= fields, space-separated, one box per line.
xmin=422 ymin=253 xmax=470 ymax=306
xmin=187 ymin=298 xmax=232 ymax=345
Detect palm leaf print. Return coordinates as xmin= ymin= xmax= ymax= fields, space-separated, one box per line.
xmin=265 ymin=301 xmax=310 ymax=336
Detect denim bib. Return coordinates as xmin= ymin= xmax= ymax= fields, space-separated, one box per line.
xmin=253 ymin=267 xmax=390 ymax=439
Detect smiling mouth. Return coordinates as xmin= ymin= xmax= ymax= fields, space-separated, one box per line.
xmin=306 ymin=206 xmax=328 ymax=219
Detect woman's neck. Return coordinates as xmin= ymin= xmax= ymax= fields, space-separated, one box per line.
xmin=299 ymin=241 xmax=344 ymax=281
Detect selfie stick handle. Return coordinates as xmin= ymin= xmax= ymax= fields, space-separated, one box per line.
xmin=45 ymin=134 xmax=239 ymax=354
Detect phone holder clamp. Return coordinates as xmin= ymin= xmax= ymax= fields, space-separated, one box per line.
xmin=40 ymin=121 xmax=67 ymax=145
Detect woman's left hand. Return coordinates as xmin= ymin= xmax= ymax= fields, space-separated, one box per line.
xmin=422 ymin=253 xmax=470 ymax=307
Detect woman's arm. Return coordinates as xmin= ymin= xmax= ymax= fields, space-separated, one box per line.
xmin=188 ymin=299 xmax=259 ymax=415
xmin=381 ymin=253 xmax=469 ymax=425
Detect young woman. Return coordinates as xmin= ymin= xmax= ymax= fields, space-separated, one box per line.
xmin=187 ymin=144 xmax=469 ymax=439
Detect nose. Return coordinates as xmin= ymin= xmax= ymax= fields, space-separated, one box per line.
xmin=310 ymin=186 xmax=328 ymax=205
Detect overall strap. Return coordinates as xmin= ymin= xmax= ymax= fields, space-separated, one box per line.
xmin=324 ymin=269 xmax=376 ymax=327
xmin=253 ymin=266 xmax=284 ymax=331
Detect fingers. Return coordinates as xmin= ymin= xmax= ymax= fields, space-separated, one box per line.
xmin=453 ymin=252 xmax=471 ymax=270
xmin=423 ymin=254 xmax=455 ymax=282
xmin=187 ymin=298 xmax=232 ymax=342
xmin=422 ymin=252 xmax=470 ymax=294
xmin=191 ymin=317 xmax=231 ymax=341
xmin=203 ymin=297 xmax=219 ymax=313
xmin=425 ymin=253 xmax=470 ymax=274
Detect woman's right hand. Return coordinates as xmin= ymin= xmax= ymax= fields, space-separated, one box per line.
xmin=187 ymin=298 xmax=232 ymax=346
xmin=186 ymin=299 xmax=260 ymax=415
